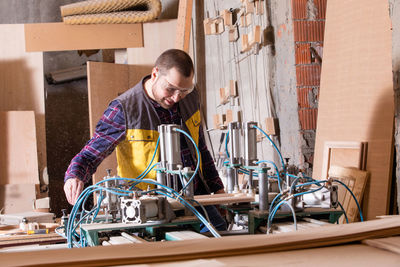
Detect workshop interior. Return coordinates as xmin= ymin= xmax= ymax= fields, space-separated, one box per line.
xmin=0 ymin=0 xmax=400 ymax=266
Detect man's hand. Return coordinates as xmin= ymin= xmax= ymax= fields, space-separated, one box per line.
xmin=64 ymin=178 xmax=84 ymax=205
xmin=215 ymin=188 xmax=226 ymax=194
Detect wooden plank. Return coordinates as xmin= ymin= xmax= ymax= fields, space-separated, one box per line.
xmin=87 ymin=62 xmax=152 ymax=184
xmin=127 ymin=19 xmax=177 ymax=65
xmin=1 ymin=216 xmax=400 ymax=266
xmin=0 ymin=24 xmax=46 ymax=181
xmin=313 ymin=0 xmax=394 ymax=219
xmin=24 ymin=22 xmax=143 ymax=52
xmin=175 ymin=0 xmax=193 ymax=53
xmin=328 ymin=166 xmax=369 ymax=223
xmin=0 ymin=111 xmax=39 ymax=185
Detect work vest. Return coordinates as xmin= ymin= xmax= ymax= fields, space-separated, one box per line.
xmin=114 ymin=77 xmax=210 ymax=192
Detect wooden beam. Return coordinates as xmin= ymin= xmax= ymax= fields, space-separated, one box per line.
xmin=24 ymin=23 xmax=143 ymax=52
xmin=175 ymin=0 xmax=193 ymax=53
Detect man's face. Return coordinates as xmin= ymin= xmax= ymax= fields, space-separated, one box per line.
xmin=151 ymin=67 xmax=194 ymax=109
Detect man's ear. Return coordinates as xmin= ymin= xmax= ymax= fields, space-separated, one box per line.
xmin=151 ymin=67 xmax=159 ymax=81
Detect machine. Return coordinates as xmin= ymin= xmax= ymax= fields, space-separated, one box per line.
xmin=60 ymin=122 xmax=357 ymax=248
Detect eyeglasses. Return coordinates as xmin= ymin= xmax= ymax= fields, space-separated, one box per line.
xmin=158 ymin=74 xmax=195 ymax=96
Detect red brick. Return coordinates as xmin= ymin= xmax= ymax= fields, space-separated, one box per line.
xmin=298 ymin=108 xmax=318 ymax=130
xmin=297 ymin=87 xmax=313 ymax=108
xmin=296 ymin=65 xmax=321 ymax=86
xmin=293 ymin=21 xmax=325 ymax=42
xmin=295 ymin=43 xmax=311 ymax=64
xmin=292 ymin=0 xmax=307 ymax=20
xmin=314 ymin=0 xmax=327 ymax=19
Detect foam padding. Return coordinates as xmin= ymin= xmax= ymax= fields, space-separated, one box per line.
xmin=61 ymin=0 xmax=161 ymax=24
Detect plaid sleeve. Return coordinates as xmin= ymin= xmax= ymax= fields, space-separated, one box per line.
xmin=198 ymin=125 xmax=224 ymax=193
xmin=64 ymin=100 xmax=126 ymax=184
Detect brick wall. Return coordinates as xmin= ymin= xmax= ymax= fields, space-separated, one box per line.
xmin=292 ymin=0 xmax=326 ymax=172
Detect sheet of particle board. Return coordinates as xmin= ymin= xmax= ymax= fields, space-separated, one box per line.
xmin=87 ymin=62 xmax=152 ymax=184
xmin=127 ymin=19 xmax=178 ymax=65
xmin=24 ymin=23 xmax=143 ymax=52
xmin=0 ymin=184 xmax=36 ymax=213
xmin=0 ymin=24 xmax=46 ymax=181
xmin=313 ymin=0 xmax=394 ymax=220
xmin=1 ymin=216 xmax=400 ymax=266
xmin=0 ymin=111 xmax=39 ymax=185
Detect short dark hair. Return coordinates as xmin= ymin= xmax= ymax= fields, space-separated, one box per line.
xmin=155 ymin=49 xmax=194 ymax=77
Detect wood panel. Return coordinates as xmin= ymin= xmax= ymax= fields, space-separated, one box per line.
xmin=313 ymin=0 xmax=394 ymax=219
xmin=0 ymin=111 xmax=39 ymax=185
xmin=1 ymin=216 xmax=400 ymax=266
xmin=0 ymin=184 xmax=36 ymax=213
xmin=127 ymin=19 xmax=178 ymax=65
xmin=0 ymin=24 xmax=46 ymax=181
xmin=24 ymin=23 xmax=143 ymax=52
xmin=87 ymin=62 xmax=152 ymax=184
xmin=328 ymin=166 xmax=369 ymax=223
xmin=320 ymin=141 xmax=366 ymax=180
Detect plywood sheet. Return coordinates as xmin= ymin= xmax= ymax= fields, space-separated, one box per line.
xmin=1 ymin=215 xmax=400 ymax=266
xmin=87 ymin=62 xmax=152 ymax=183
xmin=313 ymin=0 xmax=394 ymax=219
xmin=0 ymin=111 xmax=39 ymax=185
xmin=24 ymin=23 xmax=143 ymax=52
xmin=0 ymin=24 xmax=46 ymax=180
xmin=127 ymin=19 xmax=177 ymax=65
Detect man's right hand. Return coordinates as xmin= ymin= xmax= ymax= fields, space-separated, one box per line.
xmin=64 ymin=178 xmax=84 ymax=205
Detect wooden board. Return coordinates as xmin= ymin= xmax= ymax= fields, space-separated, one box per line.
xmin=0 ymin=24 xmax=46 ymax=181
xmin=313 ymin=0 xmax=394 ymax=220
xmin=0 ymin=111 xmax=39 ymax=185
xmin=87 ymin=62 xmax=152 ymax=184
xmin=1 ymin=216 xmax=400 ymax=266
xmin=24 ymin=22 xmax=143 ymax=52
xmin=127 ymin=19 xmax=178 ymax=65
xmin=328 ymin=166 xmax=369 ymax=223
xmin=0 ymin=184 xmax=36 ymax=213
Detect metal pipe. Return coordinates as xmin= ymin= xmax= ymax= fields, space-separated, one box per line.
xmin=228 ymin=122 xmax=241 ymax=165
xmin=243 ymin=121 xmax=258 ymax=166
xmin=258 ymin=163 xmax=269 ymax=211
xmin=227 ymin=166 xmax=235 ymax=193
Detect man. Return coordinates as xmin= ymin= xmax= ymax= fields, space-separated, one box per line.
xmin=64 ymin=49 xmax=226 ymax=231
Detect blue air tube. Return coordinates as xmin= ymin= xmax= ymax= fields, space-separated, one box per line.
xmin=252 ymin=125 xmax=286 ymax=173
xmin=333 ymin=179 xmax=364 ymax=222
xmin=174 ymin=128 xmax=200 ymax=192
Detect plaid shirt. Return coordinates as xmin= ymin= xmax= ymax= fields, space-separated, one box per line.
xmin=65 ymin=97 xmax=223 ymax=194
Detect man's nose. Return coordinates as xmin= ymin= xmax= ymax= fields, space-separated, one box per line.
xmin=171 ymin=93 xmax=181 ymax=102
